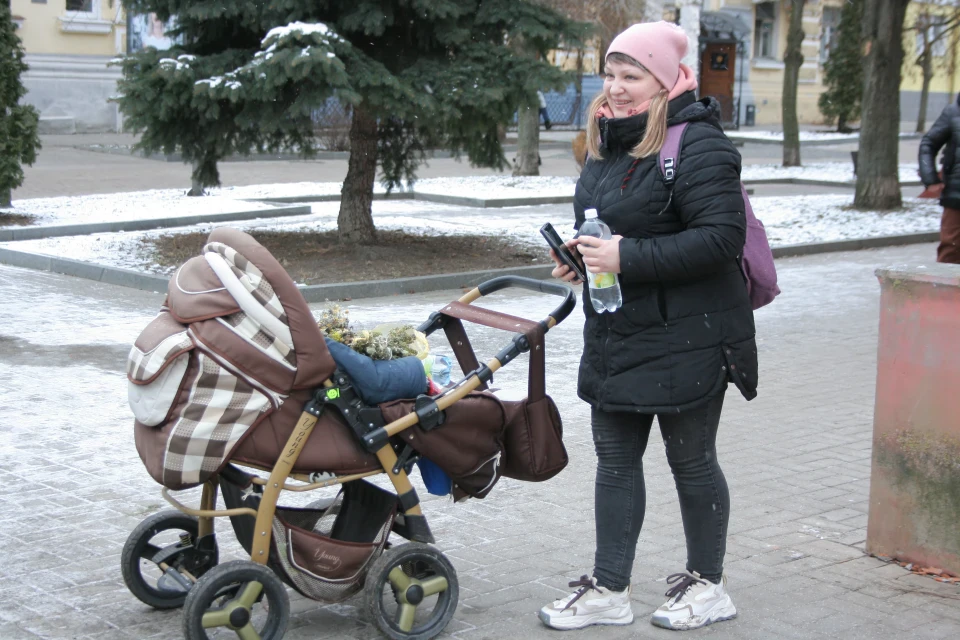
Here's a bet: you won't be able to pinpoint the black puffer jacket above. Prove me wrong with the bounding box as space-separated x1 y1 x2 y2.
573 92 757 413
919 94 960 210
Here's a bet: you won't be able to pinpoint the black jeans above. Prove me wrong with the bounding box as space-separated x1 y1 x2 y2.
592 391 729 591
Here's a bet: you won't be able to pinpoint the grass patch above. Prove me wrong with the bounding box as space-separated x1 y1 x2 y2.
143 229 547 284
0 212 38 226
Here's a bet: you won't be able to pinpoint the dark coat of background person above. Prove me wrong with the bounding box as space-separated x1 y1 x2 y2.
573 93 757 413
919 94 960 210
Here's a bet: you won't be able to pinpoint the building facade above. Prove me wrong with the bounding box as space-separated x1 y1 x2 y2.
10 1 960 133
12 0 126 133
696 0 960 127
554 0 960 129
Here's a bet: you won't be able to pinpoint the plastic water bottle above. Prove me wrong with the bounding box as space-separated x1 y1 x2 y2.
423 354 453 386
580 208 622 313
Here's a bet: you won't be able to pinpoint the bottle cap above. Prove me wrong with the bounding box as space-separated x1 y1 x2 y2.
584 208 598 219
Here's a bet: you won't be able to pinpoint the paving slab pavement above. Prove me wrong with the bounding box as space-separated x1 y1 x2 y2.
1 242 959 639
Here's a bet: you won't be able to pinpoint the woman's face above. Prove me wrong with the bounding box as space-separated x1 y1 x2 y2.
602 59 663 118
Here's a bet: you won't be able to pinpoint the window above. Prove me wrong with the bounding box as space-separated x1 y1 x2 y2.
916 15 949 58
820 6 841 62
66 0 94 12
59 0 110 33
754 3 777 59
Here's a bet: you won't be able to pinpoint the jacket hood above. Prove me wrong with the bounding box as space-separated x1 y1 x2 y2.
599 93 723 151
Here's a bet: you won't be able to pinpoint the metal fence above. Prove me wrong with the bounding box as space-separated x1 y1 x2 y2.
308 75 746 138
306 76 606 148
534 75 603 130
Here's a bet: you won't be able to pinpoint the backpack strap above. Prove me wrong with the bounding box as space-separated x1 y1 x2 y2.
658 122 690 187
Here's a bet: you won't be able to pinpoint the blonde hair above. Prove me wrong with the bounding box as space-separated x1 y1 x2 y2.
585 54 671 162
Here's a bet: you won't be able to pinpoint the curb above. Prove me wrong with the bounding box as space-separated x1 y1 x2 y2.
0 232 939 301
241 191 574 208
0 204 312 241
742 178 924 189
727 133 923 147
241 192 414 205
74 141 572 163
0 246 169 292
772 232 939 258
411 192 574 208
295 264 557 302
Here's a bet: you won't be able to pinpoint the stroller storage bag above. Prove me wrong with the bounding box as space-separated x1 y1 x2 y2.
432 301 568 483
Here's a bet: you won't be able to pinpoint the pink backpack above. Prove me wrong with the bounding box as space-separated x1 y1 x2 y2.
658 123 780 310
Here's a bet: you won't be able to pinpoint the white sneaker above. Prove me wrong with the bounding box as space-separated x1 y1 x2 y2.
539 575 634 630
650 571 737 630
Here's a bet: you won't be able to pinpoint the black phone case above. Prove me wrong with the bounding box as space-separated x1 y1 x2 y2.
540 223 586 282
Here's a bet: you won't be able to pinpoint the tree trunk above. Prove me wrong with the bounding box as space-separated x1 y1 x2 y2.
917 52 933 133
679 0 702 78
513 100 540 177
188 157 218 196
855 0 910 210
782 0 806 167
644 0 665 23
338 106 379 244
188 174 205 197
837 113 848 133
0 189 11 209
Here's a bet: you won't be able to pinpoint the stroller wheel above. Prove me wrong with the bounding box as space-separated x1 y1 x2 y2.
121 510 219 610
364 542 459 640
182 560 289 640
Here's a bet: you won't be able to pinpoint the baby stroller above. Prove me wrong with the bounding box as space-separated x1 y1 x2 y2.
121 227 573 639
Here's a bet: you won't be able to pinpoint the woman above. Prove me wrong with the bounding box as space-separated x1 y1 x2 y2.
918 93 960 264
539 21 757 632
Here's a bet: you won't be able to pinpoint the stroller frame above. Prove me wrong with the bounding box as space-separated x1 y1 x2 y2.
127 276 575 640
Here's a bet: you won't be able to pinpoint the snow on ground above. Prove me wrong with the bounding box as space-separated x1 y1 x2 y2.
742 163 920 184
754 195 939 246
412 176 577 199
3 189 283 228
730 130 916 142
4 195 942 278
4 169 925 230
215 175 579 201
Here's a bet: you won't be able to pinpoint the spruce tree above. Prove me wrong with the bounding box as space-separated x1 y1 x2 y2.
0 3 41 209
817 0 863 133
116 1 583 243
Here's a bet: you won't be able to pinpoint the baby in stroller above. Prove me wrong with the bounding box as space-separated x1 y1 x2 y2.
122 227 573 640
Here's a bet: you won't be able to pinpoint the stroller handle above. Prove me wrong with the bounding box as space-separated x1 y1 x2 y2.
468 276 576 328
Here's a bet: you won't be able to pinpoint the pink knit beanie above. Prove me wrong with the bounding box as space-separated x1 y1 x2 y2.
607 21 689 91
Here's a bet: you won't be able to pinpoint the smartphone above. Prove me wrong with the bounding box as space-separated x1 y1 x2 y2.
540 222 586 282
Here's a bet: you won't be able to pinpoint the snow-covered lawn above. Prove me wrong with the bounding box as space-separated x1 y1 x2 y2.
216 176 579 200
3 195 941 277
412 176 577 199
5 169 928 232
2 189 284 228
730 130 917 142
755 195 938 246
742 163 920 184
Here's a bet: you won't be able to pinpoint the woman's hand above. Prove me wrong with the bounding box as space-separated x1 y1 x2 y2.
577 235 623 274
549 238 583 284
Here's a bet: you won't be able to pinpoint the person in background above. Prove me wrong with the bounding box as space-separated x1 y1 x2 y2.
919 93 960 264
539 21 756 632
538 90 552 130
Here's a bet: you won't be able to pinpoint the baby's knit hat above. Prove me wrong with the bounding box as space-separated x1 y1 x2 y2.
607 21 689 91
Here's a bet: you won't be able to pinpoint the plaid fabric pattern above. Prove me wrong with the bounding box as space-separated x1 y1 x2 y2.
204 242 288 325
127 329 192 383
162 352 272 489
219 311 297 368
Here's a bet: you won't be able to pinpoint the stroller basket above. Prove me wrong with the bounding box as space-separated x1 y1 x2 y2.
221 473 395 602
